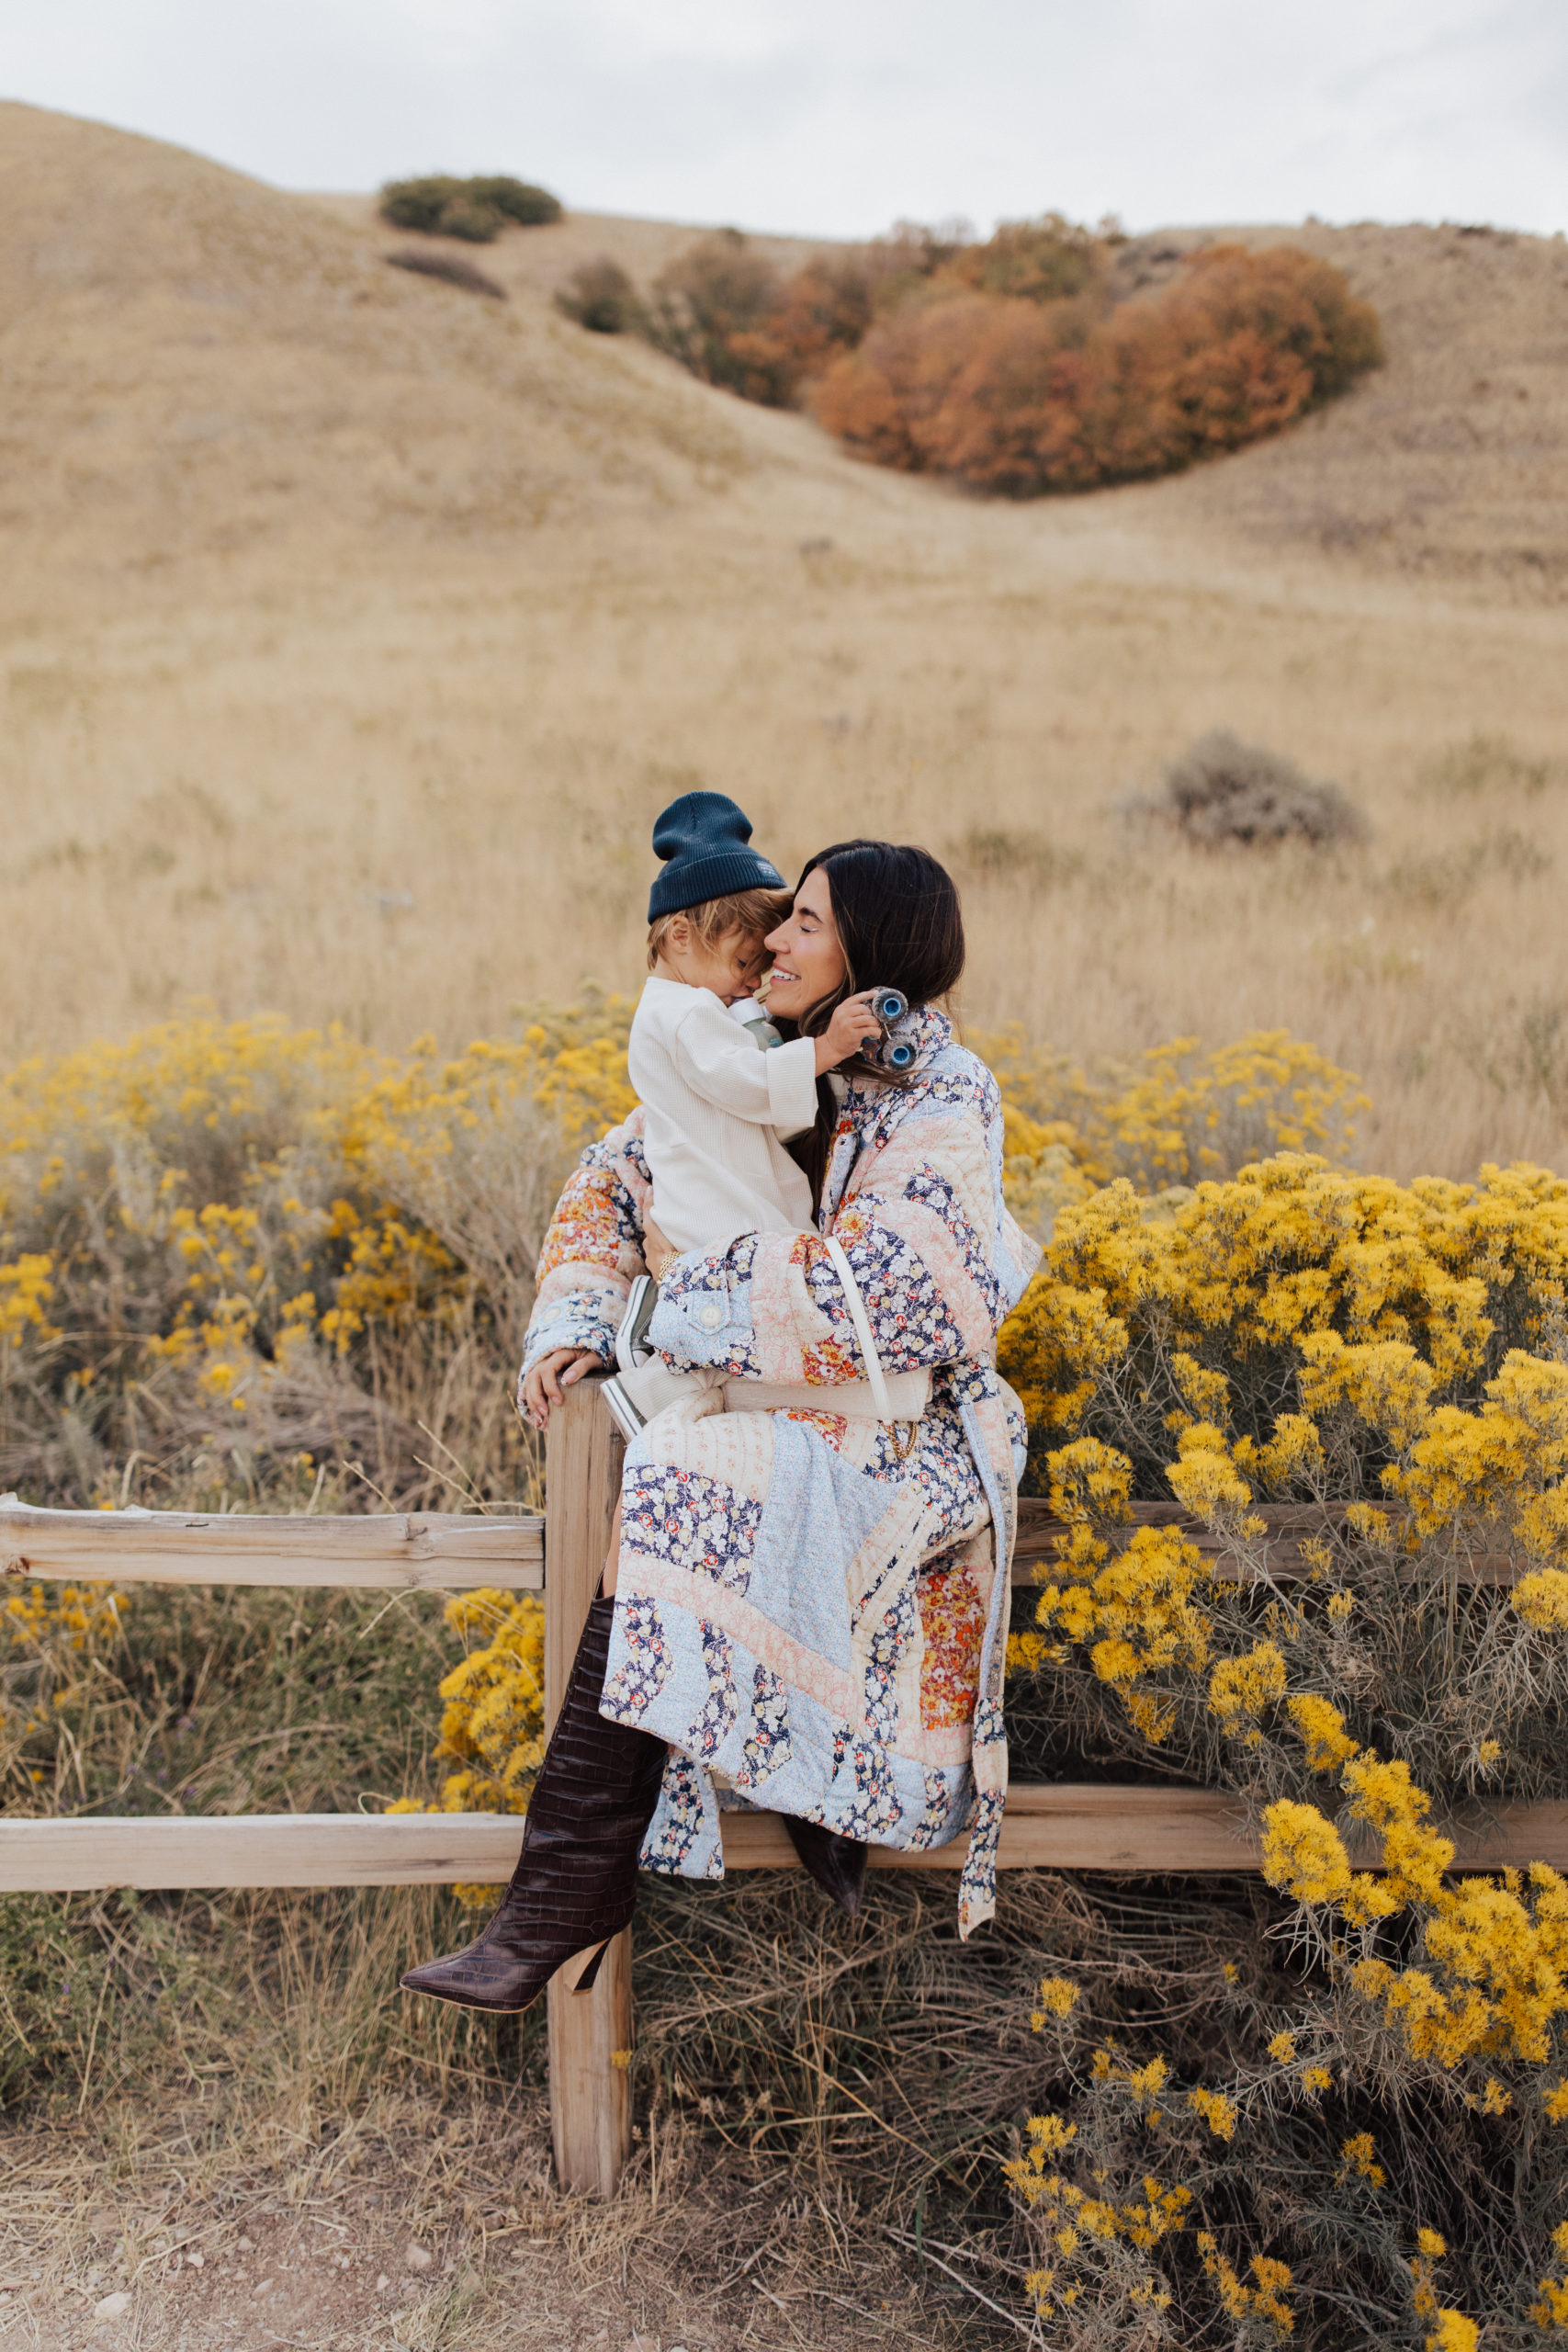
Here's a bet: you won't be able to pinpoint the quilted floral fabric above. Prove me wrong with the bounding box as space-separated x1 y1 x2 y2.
523 1004 1040 1936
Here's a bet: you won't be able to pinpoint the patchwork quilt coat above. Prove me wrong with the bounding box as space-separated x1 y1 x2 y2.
522 1008 1041 1935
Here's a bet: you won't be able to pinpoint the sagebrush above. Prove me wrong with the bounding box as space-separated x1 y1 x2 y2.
8 1012 1568 2342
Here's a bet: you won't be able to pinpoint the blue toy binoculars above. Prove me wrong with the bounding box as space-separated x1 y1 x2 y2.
863 987 915 1069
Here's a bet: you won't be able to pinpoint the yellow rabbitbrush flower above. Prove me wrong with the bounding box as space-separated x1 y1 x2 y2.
1516 1568 1568 1631
997 1150 1568 1471
1209 1639 1287 1737
1026 1153 1498 1417
1166 1419 1258 1522
1033 1517 1211 1743
0 1254 59 1350
1260 1800 1353 1905
1186 2086 1238 2141
430 1588 547 1812
0 1004 649 1502
1297 1329 1438 1451
1384 1351 1568 1561
1197 2234 1296 2338
1268 1762 1568 2066
976 1026 1366 1194
988 1123 1568 2342
1532 2222 1568 2333
389 1586 547 1906
4 1580 123 1654
1339 1756 1454 1917
1338 2132 1386 2188
1030 1974 1080 2029
1286 1693 1360 1773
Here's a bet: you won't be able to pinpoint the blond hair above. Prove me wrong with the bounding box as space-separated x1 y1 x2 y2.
647 886 792 974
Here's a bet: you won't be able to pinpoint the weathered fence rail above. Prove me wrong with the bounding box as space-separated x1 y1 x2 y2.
0 1499 543 1589
0 1381 1558 2195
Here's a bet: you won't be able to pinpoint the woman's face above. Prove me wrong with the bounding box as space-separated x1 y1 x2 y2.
763 865 848 1021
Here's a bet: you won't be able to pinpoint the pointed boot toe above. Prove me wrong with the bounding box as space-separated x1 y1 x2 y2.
400 1930 610 2016
786 1816 868 1917
399 1941 543 2015
398 1597 667 2017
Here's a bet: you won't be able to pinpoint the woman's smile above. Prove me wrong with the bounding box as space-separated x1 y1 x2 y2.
763 867 848 1017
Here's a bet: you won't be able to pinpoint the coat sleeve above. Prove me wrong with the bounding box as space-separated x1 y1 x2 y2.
671 1000 818 1140
521 1110 652 1379
647 1065 1035 1386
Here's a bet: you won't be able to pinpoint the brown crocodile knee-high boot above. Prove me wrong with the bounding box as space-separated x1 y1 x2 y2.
400 1597 666 2015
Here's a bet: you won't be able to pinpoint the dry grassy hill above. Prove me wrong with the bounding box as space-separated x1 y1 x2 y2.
3 101 1568 1181
310 189 1568 595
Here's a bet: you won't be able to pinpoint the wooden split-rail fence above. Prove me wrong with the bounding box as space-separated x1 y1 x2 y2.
2 1376 1564 2197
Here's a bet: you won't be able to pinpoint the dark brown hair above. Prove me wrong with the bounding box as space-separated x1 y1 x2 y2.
782 840 965 1207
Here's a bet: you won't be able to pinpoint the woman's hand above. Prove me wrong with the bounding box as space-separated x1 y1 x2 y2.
815 989 884 1076
520 1347 599 1430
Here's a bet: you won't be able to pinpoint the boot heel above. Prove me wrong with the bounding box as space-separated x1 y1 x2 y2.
562 1939 611 1994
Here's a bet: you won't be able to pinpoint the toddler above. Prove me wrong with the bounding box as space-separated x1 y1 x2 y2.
604 790 879 1433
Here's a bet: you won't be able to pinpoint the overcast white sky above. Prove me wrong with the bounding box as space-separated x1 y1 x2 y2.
3 0 1564 239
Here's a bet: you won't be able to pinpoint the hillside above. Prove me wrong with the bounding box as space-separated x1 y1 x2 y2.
4 103 1566 595
0 106 770 578
313 188 1568 596
2 102 1568 1186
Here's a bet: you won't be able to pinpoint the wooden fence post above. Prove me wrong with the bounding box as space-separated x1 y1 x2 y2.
543 1374 631 2198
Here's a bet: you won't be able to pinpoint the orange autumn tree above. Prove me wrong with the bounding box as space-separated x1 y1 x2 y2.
623 214 1382 494
812 242 1382 493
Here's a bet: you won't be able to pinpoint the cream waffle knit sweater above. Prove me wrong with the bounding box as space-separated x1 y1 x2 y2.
627 977 817 1253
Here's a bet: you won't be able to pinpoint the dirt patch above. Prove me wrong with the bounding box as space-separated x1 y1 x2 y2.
0 2086 1010 2351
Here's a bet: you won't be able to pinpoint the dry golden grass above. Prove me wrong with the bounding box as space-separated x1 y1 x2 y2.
0 1869 1098 2349
5 104 1568 1181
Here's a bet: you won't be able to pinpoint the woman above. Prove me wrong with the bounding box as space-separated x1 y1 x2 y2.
401 841 1041 2014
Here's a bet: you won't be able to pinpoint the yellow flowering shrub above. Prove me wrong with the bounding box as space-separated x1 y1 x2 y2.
420 1588 547 1815
1197 2235 1295 2339
0 1255 59 1351
1 1579 126 1795
0 1001 632 1509
1531 2222 1568 2333
997 1149 1568 1496
983 1026 1368 1207
1000 1136 1568 2342
389 1586 546 1907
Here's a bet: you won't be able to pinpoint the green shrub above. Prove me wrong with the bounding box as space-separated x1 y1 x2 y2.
554 258 642 335
462 175 562 228
378 175 562 243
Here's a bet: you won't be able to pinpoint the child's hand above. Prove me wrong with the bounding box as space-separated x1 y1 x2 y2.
814 990 884 1076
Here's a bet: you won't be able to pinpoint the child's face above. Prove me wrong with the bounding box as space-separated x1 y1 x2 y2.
663 922 769 1001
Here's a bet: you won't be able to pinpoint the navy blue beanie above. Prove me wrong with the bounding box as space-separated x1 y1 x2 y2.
648 791 785 922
